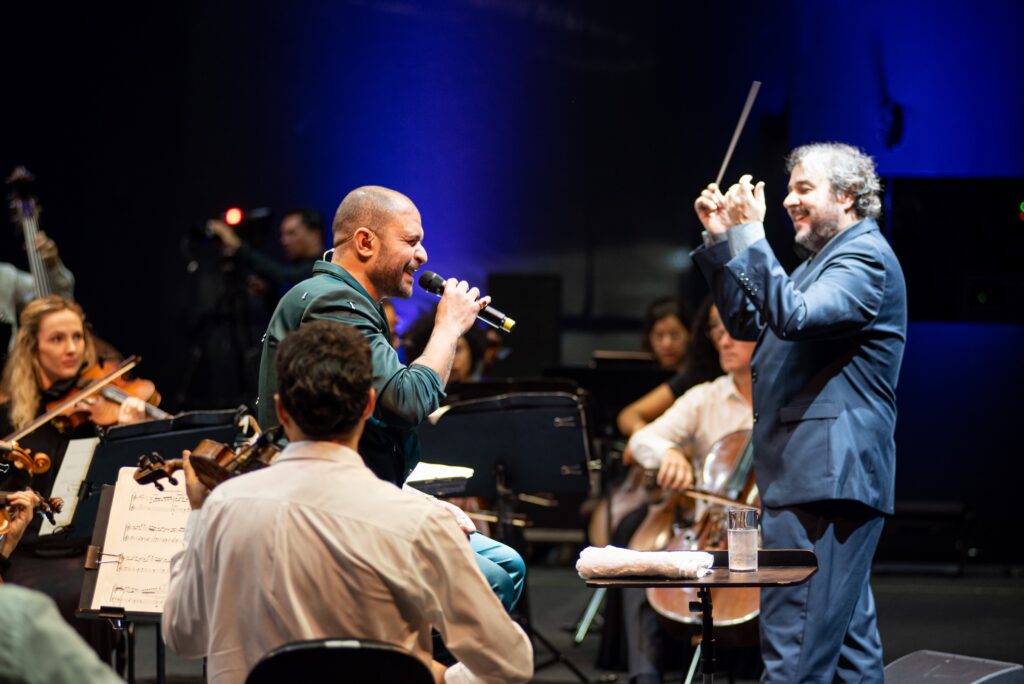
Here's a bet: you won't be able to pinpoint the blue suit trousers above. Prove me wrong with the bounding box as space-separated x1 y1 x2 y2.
760 501 885 683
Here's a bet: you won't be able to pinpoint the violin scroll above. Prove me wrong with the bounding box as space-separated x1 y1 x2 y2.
0 440 51 475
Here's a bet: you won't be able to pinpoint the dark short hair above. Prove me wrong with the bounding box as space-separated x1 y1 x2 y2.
641 296 692 353
276 320 372 439
283 208 324 233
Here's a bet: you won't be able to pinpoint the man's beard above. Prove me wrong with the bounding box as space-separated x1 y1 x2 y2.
794 213 841 255
368 249 414 298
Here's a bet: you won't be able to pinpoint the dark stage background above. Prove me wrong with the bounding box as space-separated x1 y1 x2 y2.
2 1 1023 560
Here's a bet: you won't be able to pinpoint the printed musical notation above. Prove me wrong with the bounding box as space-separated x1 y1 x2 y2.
128 492 191 514
91 467 191 613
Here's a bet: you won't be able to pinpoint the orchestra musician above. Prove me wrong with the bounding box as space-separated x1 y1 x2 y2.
0 295 150 660
620 305 755 684
256 186 525 613
617 298 722 438
0 489 42 581
0 231 74 353
164 320 534 684
692 143 906 682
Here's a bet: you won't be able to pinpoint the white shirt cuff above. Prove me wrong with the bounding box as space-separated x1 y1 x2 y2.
701 230 729 248
726 222 765 257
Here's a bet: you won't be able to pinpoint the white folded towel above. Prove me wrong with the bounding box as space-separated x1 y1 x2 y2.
576 545 715 579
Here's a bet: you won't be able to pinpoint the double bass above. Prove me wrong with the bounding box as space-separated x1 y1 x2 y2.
6 166 122 362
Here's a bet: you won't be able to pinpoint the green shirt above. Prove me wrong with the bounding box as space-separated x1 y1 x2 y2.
0 585 122 684
257 261 443 484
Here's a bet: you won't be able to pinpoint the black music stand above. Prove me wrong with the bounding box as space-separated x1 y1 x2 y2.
585 549 818 684
416 390 593 681
65 411 238 540
71 412 240 684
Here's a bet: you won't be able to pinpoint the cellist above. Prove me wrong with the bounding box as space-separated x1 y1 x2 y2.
621 304 755 684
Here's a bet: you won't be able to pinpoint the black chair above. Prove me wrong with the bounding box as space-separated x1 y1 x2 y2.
245 638 435 683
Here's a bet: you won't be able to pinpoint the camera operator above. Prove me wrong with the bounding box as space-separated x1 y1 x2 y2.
207 208 323 296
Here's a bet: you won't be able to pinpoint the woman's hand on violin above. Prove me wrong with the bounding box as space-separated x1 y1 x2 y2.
117 397 149 425
182 451 212 511
2 490 42 556
723 174 767 226
656 448 694 491
694 183 732 235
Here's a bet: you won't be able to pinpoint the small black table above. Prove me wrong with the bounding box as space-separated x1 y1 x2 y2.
584 549 818 683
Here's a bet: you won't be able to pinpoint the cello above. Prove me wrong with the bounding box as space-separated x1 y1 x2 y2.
627 430 761 646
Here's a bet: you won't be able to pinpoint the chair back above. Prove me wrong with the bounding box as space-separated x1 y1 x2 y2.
245 638 434 684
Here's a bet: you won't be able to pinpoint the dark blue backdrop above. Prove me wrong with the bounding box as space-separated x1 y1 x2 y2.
2 0 1022 557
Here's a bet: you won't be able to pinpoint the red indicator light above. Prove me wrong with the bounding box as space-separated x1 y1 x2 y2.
225 207 244 226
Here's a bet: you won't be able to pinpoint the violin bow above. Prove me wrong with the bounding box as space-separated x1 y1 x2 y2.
3 355 141 443
714 80 762 187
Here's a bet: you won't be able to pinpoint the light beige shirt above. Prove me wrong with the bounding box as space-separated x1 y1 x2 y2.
162 441 533 684
628 374 753 471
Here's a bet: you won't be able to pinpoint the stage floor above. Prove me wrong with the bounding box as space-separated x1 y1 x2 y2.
132 562 1024 683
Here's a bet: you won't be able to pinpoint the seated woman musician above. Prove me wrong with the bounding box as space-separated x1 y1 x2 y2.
0 295 151 659
617 297 722 438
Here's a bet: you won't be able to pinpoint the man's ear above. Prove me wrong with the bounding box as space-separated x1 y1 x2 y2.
837 189 857 214
274 393 291 430
361 387 376 422
352 227 376 259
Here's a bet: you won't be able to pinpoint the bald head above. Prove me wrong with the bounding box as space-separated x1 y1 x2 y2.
332 186 418 249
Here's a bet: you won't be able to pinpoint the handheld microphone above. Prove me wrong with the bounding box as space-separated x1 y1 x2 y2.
418 271 515 333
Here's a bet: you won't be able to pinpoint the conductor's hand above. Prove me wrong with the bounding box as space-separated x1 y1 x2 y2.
434 278 491 337
723 174 766 226
694 183 732 235
182 451 212 511
656 448 694 492
2 490 42 557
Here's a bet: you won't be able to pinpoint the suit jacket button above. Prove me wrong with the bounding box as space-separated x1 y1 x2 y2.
753 412 759 423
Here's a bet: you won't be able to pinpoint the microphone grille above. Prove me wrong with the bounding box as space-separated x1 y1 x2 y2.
418 270 445 295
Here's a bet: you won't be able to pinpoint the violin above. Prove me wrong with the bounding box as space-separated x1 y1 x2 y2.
0 489 64 534
0 439 52 476
46 358 172 431
134 423 282 492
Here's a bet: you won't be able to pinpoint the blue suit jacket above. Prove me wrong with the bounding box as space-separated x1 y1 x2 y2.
692 218 907 514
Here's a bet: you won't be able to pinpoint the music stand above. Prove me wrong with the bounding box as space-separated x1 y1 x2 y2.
64 411 238 540
416 390 593 681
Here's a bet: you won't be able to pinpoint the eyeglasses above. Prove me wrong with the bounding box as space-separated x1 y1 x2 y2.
706 324 727 344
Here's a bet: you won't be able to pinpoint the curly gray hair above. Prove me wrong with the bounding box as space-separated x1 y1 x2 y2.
785 143 882 219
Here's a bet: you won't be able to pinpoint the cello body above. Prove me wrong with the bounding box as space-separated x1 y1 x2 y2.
629 430 762 644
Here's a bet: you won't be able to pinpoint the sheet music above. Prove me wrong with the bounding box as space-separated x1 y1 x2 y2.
406 461 474 483
90 467 190 613
38 437 99 536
